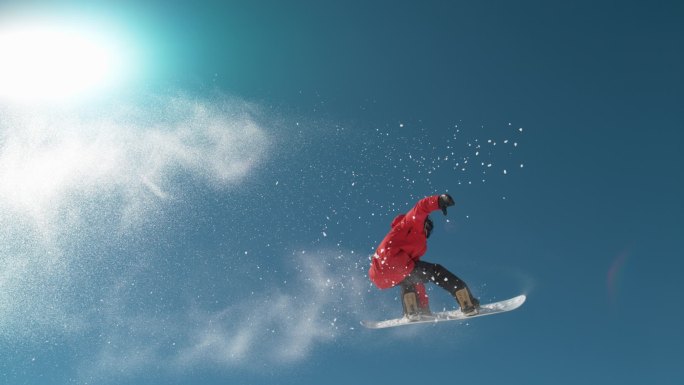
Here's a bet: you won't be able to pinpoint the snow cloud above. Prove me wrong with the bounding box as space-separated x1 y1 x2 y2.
78 250 368 381
0 93 270 341
175 250 367 367
0 94 269 232
0 95 372 381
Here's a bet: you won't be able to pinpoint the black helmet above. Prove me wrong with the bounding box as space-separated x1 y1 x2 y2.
424 216 434 238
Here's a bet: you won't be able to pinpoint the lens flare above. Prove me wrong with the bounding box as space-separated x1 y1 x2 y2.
607 250 629 305
0 17 131 103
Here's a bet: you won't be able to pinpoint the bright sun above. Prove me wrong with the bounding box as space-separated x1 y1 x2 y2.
0 19 128 103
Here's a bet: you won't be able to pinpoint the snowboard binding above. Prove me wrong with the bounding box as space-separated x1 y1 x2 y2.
402 291 432 321
455 287 480 316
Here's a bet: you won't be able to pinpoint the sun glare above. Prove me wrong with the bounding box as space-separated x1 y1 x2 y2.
0 18 130 103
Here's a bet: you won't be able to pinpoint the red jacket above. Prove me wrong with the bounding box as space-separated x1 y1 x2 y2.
369 195 441 289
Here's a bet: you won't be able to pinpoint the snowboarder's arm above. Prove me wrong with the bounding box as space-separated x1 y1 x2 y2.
404 195 441 225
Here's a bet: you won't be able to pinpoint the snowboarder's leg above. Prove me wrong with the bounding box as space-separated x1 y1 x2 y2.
413 260 480 316
400 280 431 320
414 282 429 310
455 287 480 316
399 285 420 320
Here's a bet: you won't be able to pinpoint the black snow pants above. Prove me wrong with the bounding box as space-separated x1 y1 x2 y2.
399 260 468 298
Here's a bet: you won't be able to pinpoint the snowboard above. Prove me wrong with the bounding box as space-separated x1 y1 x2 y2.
361 294 526 329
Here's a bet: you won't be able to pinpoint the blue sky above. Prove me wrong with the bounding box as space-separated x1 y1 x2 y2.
0 1 682 384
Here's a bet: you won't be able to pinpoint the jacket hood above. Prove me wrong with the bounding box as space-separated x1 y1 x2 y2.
391 214 405 228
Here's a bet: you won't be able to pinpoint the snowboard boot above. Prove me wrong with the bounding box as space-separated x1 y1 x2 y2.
455 287 480 316
402 292 431 321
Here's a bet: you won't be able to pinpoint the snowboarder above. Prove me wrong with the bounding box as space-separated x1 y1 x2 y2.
369 194 480 320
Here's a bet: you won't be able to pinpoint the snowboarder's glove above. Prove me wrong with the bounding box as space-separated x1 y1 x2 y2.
438 194 455 215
